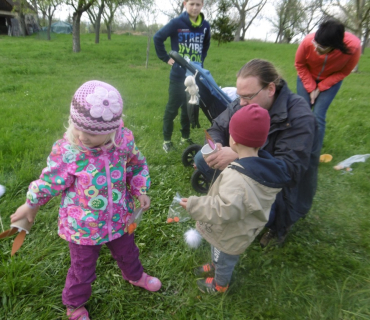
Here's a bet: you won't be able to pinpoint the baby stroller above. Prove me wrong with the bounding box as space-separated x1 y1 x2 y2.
169 51 233 193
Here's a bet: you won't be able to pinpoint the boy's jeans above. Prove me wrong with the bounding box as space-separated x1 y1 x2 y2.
296 76 342 149
62 233 143 308
163 80 190 141
211 245 240 287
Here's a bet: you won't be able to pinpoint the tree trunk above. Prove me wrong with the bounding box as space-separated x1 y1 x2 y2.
95 0 105 44
107 24 111 40
146 32 151 69
73 12 82 52
47 16 52 40
362 26 369 54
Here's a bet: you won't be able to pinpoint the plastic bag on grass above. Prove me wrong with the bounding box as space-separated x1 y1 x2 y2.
333 154 370 171
167 192 190 223
126 208 144 235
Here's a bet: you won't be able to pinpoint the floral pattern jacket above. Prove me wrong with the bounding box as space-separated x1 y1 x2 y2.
26 125 150 245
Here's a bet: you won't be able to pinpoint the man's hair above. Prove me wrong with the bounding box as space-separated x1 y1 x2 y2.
315 18 350 54
236 59 283 92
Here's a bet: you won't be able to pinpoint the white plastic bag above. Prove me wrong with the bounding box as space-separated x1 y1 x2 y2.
334 154 370 171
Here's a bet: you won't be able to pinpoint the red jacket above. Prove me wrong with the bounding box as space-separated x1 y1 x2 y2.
295 32 361 93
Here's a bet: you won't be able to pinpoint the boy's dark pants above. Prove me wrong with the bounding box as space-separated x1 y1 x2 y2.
163 80 190 141
62 233 143 308
212 245 240 287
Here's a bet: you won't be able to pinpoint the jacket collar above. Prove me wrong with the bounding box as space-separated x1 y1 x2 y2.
268 79 289 124
180 11 205 28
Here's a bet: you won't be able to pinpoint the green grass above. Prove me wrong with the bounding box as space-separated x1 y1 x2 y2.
0 33 370 320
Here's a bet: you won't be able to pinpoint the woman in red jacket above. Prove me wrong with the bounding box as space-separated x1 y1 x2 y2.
295 18 361 149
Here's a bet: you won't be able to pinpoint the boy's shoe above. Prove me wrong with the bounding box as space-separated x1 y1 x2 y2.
66 306 90 320
129 272 162 292
163 141 174 153
194 263 215 277
179 137 195 145
197 277 228 294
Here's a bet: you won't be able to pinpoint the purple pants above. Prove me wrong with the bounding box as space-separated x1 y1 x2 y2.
62 233 143 308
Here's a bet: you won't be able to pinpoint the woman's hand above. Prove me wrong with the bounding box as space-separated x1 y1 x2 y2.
138 194 150 211
10 203 39 224
310 87 320 104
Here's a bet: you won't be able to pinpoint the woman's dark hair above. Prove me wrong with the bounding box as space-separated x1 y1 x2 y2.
237 59 283 93
314 18 351 54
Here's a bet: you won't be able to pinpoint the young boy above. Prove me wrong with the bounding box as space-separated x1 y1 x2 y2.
153 0 211 153
180 104 290 293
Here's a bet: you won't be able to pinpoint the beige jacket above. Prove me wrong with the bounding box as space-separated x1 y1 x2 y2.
187 157 286 255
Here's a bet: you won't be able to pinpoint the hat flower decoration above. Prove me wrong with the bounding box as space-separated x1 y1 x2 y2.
86 86 122 121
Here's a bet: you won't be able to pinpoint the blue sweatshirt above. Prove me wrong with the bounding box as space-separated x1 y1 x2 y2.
153 11 211 82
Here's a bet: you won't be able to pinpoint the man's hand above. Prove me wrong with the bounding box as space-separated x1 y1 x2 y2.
10 203 39 224
310 87 320 105
205 144 238 171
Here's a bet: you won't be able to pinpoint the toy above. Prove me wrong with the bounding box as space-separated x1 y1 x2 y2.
184 75 200 105
0 185 33 256
184 228 202 249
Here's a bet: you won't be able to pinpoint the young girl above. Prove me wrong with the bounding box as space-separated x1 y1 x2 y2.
10 80 161 320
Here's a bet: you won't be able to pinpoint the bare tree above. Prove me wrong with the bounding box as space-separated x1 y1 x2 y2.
103 0 122 39
297 0 323 36
320 0 370 50
87 0 105 43
270 0 305 43
157 0 184 21
38 0 65 40
121 0 144 30
66 0 96 52
230 0 267 41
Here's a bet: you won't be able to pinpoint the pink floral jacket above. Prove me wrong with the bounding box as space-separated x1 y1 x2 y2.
26 126 150 245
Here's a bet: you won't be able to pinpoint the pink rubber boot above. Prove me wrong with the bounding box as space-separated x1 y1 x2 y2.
129 272 162 292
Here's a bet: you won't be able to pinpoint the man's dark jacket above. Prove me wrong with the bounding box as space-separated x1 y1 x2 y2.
208 80 320 238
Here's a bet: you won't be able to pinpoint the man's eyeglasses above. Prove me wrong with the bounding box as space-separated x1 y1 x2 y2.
237 84 268 101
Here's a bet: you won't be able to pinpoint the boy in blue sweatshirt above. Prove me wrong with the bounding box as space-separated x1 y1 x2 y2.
153 0 211 153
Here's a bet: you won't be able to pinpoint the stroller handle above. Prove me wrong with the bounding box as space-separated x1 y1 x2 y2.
169 51 197 75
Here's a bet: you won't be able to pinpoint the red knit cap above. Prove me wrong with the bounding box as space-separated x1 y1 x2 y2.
229 104 270 148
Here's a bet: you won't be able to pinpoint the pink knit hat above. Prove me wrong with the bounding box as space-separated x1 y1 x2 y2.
229 104 270 148
70 80 123 135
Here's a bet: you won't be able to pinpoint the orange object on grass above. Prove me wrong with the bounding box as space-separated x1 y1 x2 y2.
173 217 180 222
167 218 173 223
128 223 137 235
319 154 333 163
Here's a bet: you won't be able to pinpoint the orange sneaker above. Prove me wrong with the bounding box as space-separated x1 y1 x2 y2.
197 277 228 293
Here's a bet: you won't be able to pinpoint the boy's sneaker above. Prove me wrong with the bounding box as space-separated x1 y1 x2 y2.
163 141 174 153
197 277 228 294
179 137 195 145
194 263 215 277
129 272 162 292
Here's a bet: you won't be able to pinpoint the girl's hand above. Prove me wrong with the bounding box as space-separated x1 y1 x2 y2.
179 198 188 209
138 194 150 211
10 203 39 224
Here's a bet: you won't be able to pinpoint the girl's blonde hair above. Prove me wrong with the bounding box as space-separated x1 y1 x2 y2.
65 117 119 151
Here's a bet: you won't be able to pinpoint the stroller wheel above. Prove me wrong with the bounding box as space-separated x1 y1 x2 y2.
182 144 202 167
191 169 210 194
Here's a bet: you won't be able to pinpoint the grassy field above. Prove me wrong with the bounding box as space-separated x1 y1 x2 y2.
0 33 369 320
